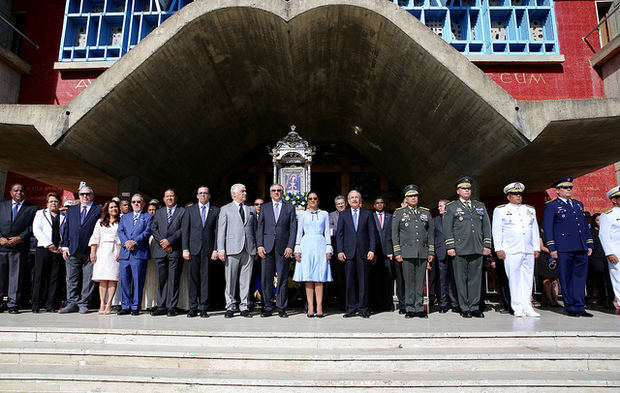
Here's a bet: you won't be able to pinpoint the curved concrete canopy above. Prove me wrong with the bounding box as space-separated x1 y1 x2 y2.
1 0 619 201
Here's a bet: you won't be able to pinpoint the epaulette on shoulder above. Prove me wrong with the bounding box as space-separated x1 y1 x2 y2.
524 204 535 209
495 204 506 208
474 200 485 205
446 200 455 206
395 207 405 211
545 198 556 204
419 206 430 211
603 208 613 214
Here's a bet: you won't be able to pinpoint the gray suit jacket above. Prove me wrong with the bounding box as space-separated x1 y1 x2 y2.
217 202 257 256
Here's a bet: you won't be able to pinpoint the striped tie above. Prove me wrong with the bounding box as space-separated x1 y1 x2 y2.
133 213 139 226
167 208 172 223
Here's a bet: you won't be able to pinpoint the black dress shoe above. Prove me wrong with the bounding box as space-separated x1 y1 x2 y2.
32 308 40 313
224 310 234 318
241 310 252 318
261 311 272 318
278 310 288 318
131 310 140 316
567 311 579 317
360 312 370 318
498 308 512 314
438 307 448 313
117 309 130 315
8 307 19 314
167 310 177 317
416 312 428 318
0 303 7 313
405 312 415 319
578 311 593 317
151 309 167 316
316 313 325 318
200 311 209 318
472 310 485 318
187 309 198 318
398 309 406 315
462 311 472 318
343 312 356 318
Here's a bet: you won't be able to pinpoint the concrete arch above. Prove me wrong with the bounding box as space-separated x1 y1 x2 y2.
0 0 618 199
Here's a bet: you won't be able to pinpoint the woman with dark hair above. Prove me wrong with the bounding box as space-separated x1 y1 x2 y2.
88 200 121 314
590 213 615 308
293 191 333 317
31 193 66 312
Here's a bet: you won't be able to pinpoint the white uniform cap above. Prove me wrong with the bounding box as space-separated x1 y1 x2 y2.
606 186 620 200
503 182 525 194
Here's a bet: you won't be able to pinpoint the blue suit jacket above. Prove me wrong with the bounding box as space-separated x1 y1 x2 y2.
256 201 297 254
60 204 102 255
336 208 377 259
118 211 152 260
542 198 593 253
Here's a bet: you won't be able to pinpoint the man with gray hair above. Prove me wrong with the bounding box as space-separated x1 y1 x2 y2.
218 184 258 318
329 195 347 309
59 183 102 313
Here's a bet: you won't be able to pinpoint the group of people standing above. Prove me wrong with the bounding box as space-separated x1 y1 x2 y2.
0 175 618 320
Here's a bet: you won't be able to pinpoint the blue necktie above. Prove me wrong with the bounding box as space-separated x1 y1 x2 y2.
353 209 358 231
274 203 280 222
167 208 172 223
80 206 87 224
201 205 207 227
11 202 18 222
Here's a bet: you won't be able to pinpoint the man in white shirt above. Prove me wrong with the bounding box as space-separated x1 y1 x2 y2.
492 182 541 317
599 186 620 306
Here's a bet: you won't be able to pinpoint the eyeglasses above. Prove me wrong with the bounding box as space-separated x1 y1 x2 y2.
270 189 283 193
508 193 523 196
308 197 318 200
131 201 142 204
559 186 573 190
79 193 92 196
254 203 263 206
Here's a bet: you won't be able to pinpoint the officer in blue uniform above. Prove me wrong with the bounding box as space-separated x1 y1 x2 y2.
542 177 593 317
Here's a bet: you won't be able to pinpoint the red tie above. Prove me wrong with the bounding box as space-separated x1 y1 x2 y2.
378 212 383 228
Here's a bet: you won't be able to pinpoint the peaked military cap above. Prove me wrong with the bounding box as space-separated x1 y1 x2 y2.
403 184 420 196
503 182 525 194
456 176 473 189
606 186 620 200
552 176 574 188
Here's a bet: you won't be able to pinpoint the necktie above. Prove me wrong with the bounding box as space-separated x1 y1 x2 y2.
466 201 472 211
378 212 383 228
201 205 207 227
569 199 574 208
167 208 172 223
274 203 280 222
353 209 358 231
133 213 139 226
11 202 18 222
239 204 245 223
80 206 87 224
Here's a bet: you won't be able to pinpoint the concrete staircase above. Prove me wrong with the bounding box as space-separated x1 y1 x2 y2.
0 327 618 392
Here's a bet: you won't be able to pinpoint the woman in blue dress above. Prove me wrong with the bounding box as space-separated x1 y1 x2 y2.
293 192 333 317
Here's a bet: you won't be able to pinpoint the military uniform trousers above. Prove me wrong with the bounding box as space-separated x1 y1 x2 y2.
557 251 588 312
453 254 483 312
402 257 427 313
504 253 535 314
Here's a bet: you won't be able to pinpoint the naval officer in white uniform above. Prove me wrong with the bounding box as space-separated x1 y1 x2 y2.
599 186 620 305
492 182 541 317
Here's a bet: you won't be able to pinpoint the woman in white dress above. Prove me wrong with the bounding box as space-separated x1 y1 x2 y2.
293 192 333 317
89 201 121 314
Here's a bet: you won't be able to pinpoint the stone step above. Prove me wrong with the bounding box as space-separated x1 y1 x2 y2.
0 341 618 373
0 365 618 392
1 327 619 349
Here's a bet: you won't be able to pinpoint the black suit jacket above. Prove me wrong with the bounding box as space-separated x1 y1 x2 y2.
256 201 297 254
336 208 377 259
433 214 447 260
0 200 37 252
61 203 102 255
181 204 219 256
373 211 393 257
151 206 185 258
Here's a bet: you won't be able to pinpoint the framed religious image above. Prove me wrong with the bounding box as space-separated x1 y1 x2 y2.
281 167 305 194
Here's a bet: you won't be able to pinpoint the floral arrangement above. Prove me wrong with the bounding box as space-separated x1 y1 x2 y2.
283 192 308 208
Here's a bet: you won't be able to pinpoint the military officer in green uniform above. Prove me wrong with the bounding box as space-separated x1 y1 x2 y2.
443 177 492 318
392 185 435 318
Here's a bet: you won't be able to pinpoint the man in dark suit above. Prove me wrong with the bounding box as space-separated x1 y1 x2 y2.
328 196 347 309
150 189 185 317
182 186 219 318
336 190 377 318
433 199 459 313
0 183 37 313
117 193 152 315
59 184 102 314
257 184 297 318
370 197 395 313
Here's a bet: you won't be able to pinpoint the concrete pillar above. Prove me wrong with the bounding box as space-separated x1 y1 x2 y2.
118 176 140 199
0 168 7 197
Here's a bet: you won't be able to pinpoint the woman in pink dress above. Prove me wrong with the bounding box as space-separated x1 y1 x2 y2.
89 201 121 314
